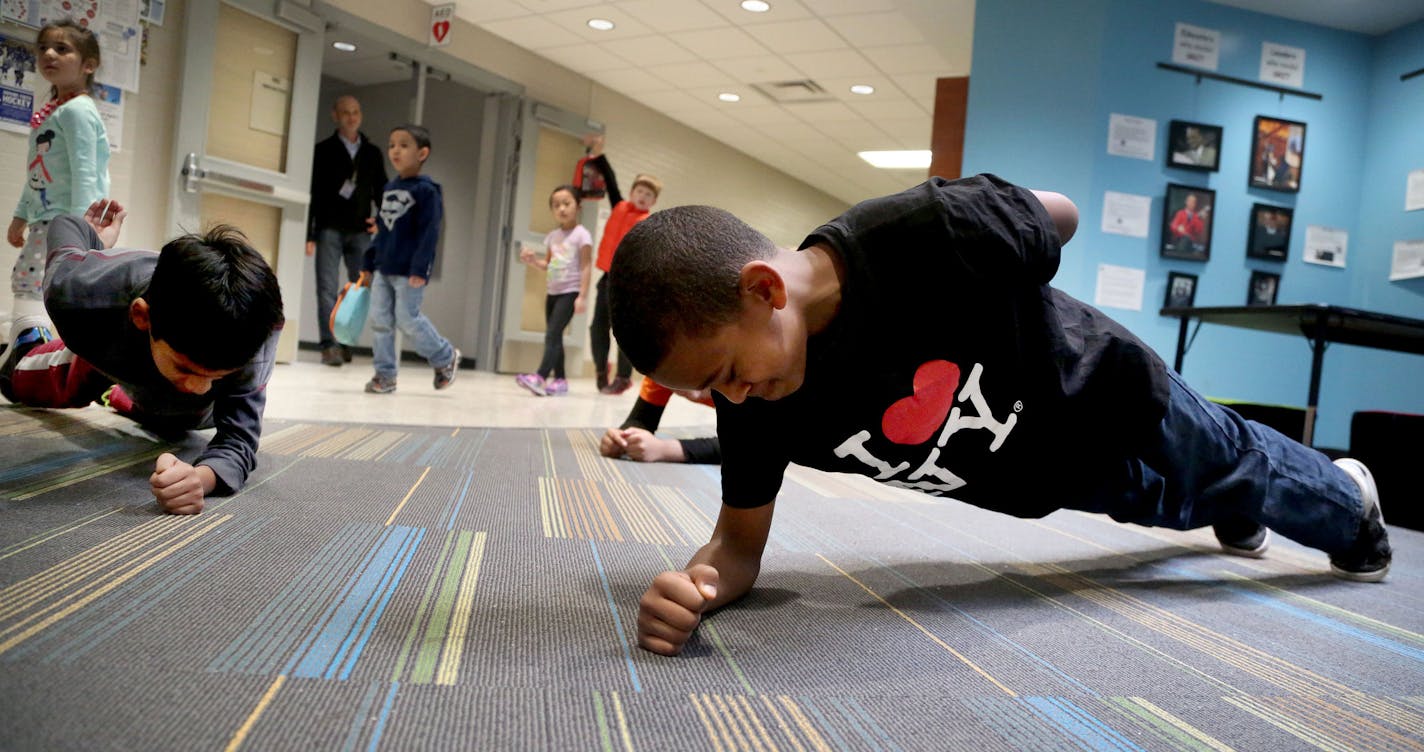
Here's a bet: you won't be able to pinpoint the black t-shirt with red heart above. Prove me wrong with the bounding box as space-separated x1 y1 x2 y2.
715 174 1170 517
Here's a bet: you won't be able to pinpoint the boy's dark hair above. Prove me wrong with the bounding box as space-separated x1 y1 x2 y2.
549 184 581 206
392 124 432 159
609 205 775 373
38 19 101 98
145 226 285 371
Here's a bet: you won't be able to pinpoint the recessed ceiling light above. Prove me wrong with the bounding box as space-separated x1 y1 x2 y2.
587 18 615 31
718 92 742 102
849 84 875 95
741 0 771 12
857 150 931 169
332 41 357 52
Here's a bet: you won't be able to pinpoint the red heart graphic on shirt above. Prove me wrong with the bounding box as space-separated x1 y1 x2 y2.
881 360 961 445
432 20 450 42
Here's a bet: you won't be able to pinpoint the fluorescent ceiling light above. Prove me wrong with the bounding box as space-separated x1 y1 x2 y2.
718 92 741 102
849 84 874 95
741 1 771 12
587 18 615 31
332 41 357 52
858 150 931 169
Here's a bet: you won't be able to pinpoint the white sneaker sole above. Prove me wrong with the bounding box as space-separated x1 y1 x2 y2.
1220 529 1271 558
1329 458 1389 583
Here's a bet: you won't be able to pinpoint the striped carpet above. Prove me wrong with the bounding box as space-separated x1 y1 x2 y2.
0 405 1421 751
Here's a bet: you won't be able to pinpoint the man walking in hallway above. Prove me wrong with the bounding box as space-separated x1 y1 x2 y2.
307 94 386 366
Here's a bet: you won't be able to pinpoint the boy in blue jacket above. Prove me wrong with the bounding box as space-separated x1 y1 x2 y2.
359 124 459 393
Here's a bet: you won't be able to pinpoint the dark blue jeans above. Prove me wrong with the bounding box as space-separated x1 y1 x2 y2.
1072 368 1364 555
315 228 372 348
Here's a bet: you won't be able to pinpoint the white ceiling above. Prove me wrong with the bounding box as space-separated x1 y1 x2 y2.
324 0 1424 206
455 0 974 204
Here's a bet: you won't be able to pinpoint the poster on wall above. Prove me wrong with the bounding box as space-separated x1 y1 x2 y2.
1160 183 1215 261
1094 263 1145 311
93 0 143 93
2 0 39 26
1303 225 1348 268
1260 42 1305 88
1107 113 1155 160
1166 119 1221 172
1247 270 1280 306
1172 22 1219 70
0 33 36 134
140 0 164 25
95 82 122 150
1390 240 1424 281
1246 203 1293 261
1407 168 1424 211
1101 191 1151 237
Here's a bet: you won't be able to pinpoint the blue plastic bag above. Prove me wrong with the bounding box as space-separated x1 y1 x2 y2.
330 281 370 345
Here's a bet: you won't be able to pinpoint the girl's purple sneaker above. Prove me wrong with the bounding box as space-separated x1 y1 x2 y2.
515 373 546 396
545 378 568 395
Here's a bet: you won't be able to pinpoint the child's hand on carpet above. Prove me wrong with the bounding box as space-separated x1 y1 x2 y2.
621 429 685 463
636 564 718 656
150 453 214 515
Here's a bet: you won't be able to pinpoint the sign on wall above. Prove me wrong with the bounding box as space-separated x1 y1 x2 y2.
429 3 454 47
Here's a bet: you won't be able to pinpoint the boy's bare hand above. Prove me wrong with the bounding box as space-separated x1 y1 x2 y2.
151 452 205 515
82 199 127 249
599 427 628 457
622 429 683 463
7 216 24 247
408 276 427 288
357 270 372 286
637 565 718 655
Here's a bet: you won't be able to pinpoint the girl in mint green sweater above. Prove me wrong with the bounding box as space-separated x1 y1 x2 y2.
6 19 109 337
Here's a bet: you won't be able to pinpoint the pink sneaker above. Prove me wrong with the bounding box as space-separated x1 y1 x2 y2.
545 378 568 395
515 373 546 396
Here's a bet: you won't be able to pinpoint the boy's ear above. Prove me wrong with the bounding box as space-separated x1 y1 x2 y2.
418 146 431 163
737 261 787 310
129 298 151 332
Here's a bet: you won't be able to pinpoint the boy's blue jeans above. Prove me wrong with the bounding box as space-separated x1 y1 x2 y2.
369 272 455 380
1072 368 1364 555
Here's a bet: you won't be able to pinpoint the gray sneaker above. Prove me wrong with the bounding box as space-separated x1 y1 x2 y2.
1213 517 1270 558
365 374 397 394
1329 458 1391 582
434 348 460 390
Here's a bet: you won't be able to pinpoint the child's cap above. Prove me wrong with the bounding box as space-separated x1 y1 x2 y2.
631 174 662 199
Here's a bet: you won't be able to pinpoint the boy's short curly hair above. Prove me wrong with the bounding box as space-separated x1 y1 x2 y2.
609 205 774 374
145 226 285 370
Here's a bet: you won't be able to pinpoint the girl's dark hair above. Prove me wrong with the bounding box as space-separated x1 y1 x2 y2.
549 184 581 206
391 124 432 156
145 226 285 370
37 19 101 98
609 205 775 373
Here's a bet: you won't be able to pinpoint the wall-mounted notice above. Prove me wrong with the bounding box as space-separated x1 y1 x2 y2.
1260 42 1305 88
1107 113 1156 161
1303 225 1348 268
1101 191 1151 237
1391 240 1424 281
1173 23 1219 70
1406 168 1424 211
1094 264 1145 311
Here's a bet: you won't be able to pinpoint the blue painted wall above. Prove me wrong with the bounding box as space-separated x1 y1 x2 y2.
964 0 1424 448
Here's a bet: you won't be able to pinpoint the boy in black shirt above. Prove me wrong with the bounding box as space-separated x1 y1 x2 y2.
609 175 1393 656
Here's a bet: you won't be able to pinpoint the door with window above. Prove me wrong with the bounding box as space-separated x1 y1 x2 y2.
166 0 325 362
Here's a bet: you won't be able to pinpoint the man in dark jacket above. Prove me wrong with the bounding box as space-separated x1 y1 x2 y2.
307 95 386 366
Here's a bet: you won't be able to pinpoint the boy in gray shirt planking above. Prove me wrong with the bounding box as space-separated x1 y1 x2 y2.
0 199 284 515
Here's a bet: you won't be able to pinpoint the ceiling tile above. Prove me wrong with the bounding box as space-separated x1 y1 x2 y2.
822 11 925 47
601 35 701 65
812 119 896 148
452 0 530 23
516 0 604 11
846 96 929 120
726 105 802 126
712 54 807 82
682 83 762 107
542 5 656 41
480 16 586 49
812 74 901 102
780 49 877 79
784 100 860 122
633 88 716 114
613 0 731 32
741 18 847 53
666 27 772 59
874 116 931 149
703 0 813 25
539 43 640 72
888 72 940 105
861 43 964 76
649 61 740 88
797 0 898 15
590 66 679 93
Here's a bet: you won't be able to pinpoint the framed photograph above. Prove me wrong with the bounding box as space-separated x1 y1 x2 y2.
1247 203 1294 261
1164 271 1198 309
1160 183 1216 261
1166 120 1222 172
1247 270 1280 306
1249 115 1306 193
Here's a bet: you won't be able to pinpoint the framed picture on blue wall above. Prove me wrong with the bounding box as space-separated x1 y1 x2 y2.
1160 183 1215 261
1247 203 1293 261
1164 271 1198 309
1166 120 1222 172
1247 270 1281 306
1249 115 1306 193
